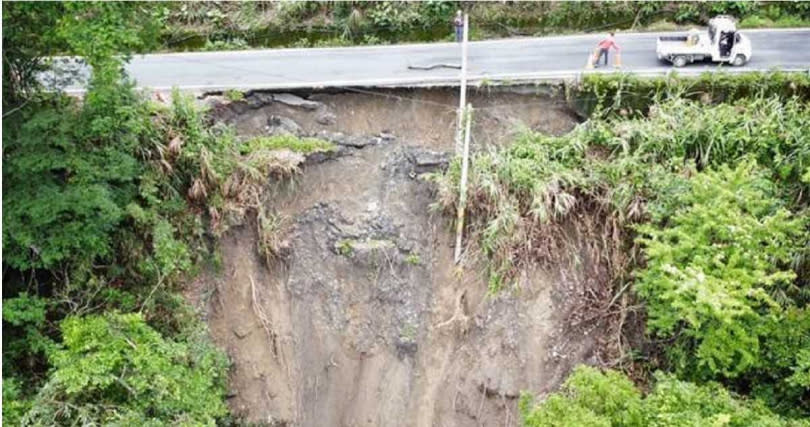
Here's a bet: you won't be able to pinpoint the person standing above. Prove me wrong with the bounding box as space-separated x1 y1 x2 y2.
596 32 620 67
453 10 464 42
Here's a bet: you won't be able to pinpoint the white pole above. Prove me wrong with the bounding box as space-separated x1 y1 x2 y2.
455 13 469 154
454 104 473 263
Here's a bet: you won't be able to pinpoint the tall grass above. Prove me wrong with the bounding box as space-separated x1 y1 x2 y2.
432 95 810 290
569 71 810 118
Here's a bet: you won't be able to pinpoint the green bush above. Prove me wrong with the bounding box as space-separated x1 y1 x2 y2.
2 83 146 271
433 94 810 291
520 366 805 427
203 37 249 51
434 93 810 415
24 312 228 425
739 15 771 27
224 88 245 101
591 95 810 199
520 366 643 426
2 293 56 376
636 160 804 377
750 308 810 415
3 378 32 426
240 134 335 155
568 72 810 118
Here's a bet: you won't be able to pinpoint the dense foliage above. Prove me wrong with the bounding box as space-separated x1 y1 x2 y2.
2 2 159 109
520 366 807 426
637 161 804 378
3 2 281 424
34 1 809 52
5 3 810 425
435 87 810 288
568 71 810 117
3 4 342 421
434 73 810 420
24 313 228 426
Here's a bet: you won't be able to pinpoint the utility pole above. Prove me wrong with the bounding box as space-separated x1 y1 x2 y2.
454 13 469 154
453 13 473 263
454 105 472 263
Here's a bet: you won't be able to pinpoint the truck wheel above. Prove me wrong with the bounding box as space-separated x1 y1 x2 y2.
732 54 746 66
672 56 688 67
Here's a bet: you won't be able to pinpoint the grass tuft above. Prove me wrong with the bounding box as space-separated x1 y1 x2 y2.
240 135 336 155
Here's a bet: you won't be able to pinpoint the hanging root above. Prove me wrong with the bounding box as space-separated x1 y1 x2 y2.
434 290 469 334
249 274 278 357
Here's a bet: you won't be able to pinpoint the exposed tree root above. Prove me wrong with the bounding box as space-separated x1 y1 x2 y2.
434 290 469 334
249 274 278 357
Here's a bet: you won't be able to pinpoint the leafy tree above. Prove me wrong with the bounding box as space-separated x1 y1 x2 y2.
2 2 159 110
637 160 804 377
2 4 230 423
2 293 56 376
24 312 228 426
3 377 33 426
1 2 65 109
2 1 166 272
2 81 147 272
642 372 799 427
57 2 160 69
747 308 810 416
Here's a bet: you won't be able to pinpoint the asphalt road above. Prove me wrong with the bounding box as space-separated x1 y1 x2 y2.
56 28 810 93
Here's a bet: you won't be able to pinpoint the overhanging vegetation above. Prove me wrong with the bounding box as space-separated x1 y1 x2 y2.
434 72 810 421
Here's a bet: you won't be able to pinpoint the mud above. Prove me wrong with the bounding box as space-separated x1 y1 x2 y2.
188 87 609 426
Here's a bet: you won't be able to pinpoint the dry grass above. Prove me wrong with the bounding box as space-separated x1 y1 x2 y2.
256 208 288 265
210 149 303 237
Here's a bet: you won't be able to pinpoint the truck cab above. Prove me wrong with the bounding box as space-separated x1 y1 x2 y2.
656 16 752 67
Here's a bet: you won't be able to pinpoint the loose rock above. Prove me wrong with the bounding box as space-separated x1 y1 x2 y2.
273 93 322 111
315 111 337 125
233 324 253 339
407 149 451 172
265 115 301 136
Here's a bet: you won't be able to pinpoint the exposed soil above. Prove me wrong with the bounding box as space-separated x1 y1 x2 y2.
187 87 611 426
210 86 578 150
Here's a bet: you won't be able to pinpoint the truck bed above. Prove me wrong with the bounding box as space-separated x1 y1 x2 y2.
657 36 710 56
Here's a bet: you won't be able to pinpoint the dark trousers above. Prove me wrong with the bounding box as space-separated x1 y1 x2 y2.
597 48 609 65
455 26 463 42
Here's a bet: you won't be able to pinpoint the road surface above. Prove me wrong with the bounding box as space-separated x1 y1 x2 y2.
54 28 810 93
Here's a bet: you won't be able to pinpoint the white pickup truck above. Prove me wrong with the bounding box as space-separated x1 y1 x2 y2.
656 16 752 67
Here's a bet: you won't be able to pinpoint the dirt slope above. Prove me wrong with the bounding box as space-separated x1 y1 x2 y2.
189 88 608 426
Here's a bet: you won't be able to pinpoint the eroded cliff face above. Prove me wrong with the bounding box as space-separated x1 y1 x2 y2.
188 87 610 426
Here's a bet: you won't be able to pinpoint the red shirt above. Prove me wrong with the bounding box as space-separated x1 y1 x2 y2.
598 37 620 51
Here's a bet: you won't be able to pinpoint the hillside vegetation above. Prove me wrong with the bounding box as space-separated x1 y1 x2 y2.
3 2 809 425
434 75 810 423
157 1 810 50
3 4 322 424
